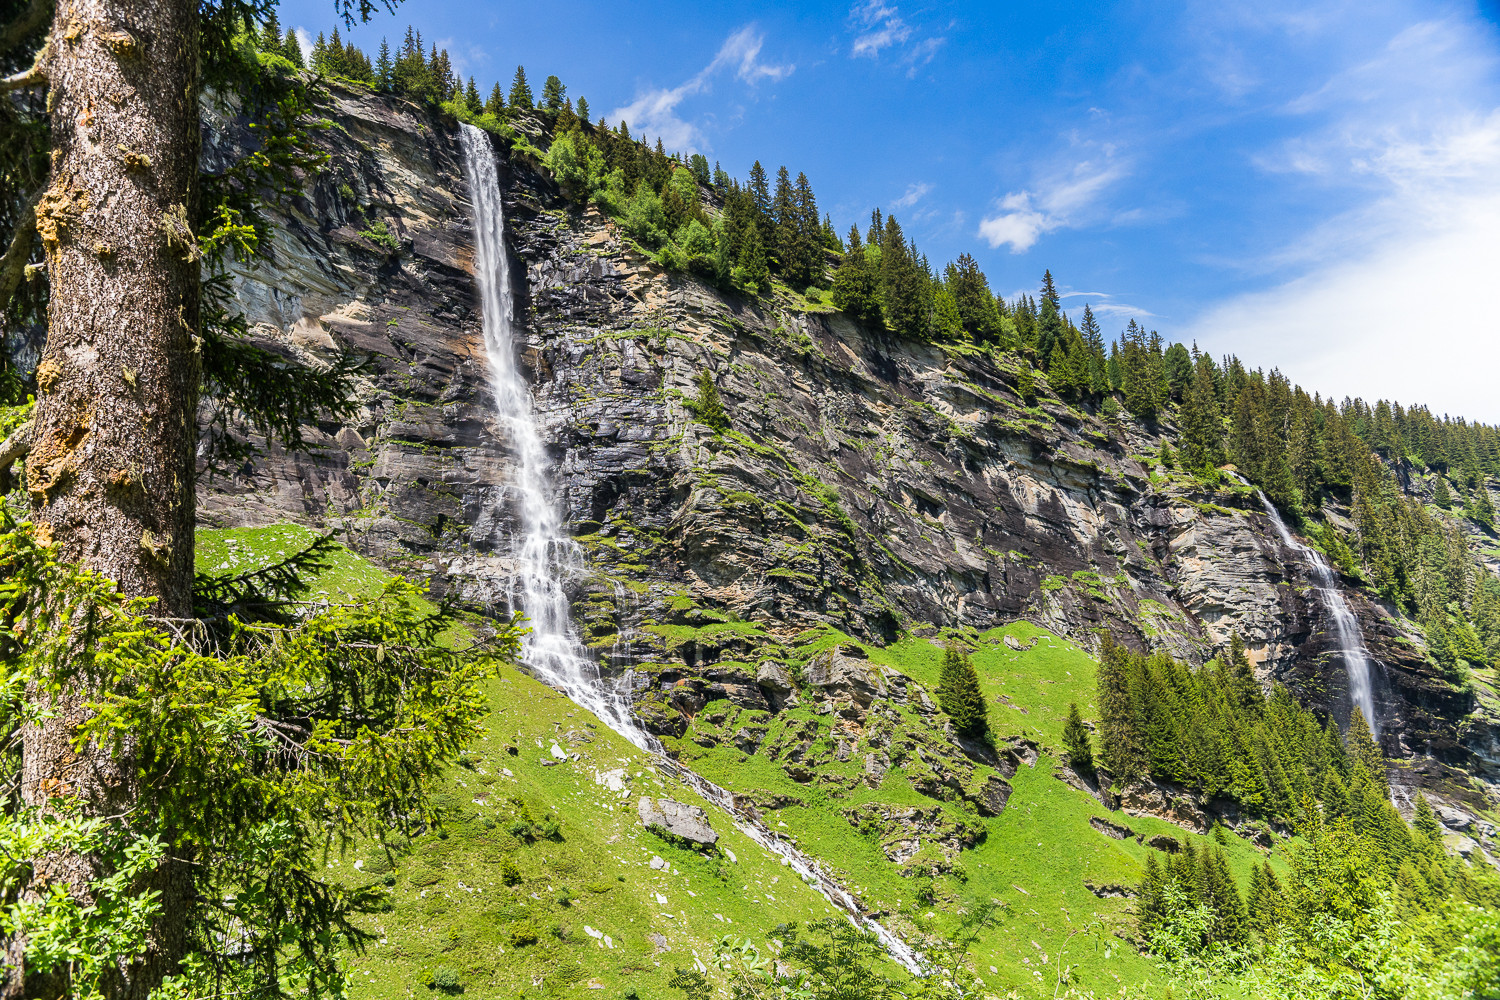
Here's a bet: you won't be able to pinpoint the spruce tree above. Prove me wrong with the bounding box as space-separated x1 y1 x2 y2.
509 65 534 109
487 83 505 117
1097 639 1147 783
1346 707 1386 789
1063 702 1094 774
879 216 929 340
1412 793 1443 846
1227 634 1262 716
736 221 770 294
936 646 989 740
283 28 306 68
832 228 881 328
576 97 590 122
542 74 566 111
375 38 393 90
1433 475 1452 509
1180 359 1225 471
465 77 482 115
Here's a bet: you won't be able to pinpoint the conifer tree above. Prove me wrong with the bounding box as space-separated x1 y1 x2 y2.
1063 702 1094 774
509 65 534 109
736 220 770 293
937 646 989 740
1346 707 1386 788
1180 358 1225 472
375 38 393 90
879 216 929 340
1097 639 1147 783
747 160 772 243
465 77 482 115
576 97 590 122
833 228 881 328
1433 474 1452 509
487 83 505 117
1227 634 1262 716
1412 793 1443 846
541 74 566 112
283 28 306 67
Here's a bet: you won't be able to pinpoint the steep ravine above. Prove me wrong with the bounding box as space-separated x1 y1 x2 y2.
200 84 1494 815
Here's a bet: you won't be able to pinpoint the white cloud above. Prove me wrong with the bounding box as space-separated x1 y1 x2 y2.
891 182 931 209
1185 16 1500 421
1060 291 1155 321
848 1 945 71
850 2 911 57
294 27 313 64
977 158 1130 253
608 25 792 154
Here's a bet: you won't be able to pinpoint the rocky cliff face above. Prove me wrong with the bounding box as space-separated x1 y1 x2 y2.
200 84 1494 811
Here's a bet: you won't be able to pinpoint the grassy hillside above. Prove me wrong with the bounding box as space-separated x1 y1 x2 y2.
196 525 1281 998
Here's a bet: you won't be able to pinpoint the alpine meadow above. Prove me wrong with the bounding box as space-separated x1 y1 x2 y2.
1 2 1499 999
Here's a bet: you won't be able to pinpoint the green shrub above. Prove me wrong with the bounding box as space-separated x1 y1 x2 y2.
685 371 729 433
499 857 522 885
425 965 461 993
359 219 400 253
509 920 541 946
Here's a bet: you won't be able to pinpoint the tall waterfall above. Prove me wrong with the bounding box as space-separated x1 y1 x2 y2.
457 124 923 974
1254 491 1381 739
459 124 645 747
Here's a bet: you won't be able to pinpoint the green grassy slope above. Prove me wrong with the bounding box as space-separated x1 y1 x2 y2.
196 525 1280 998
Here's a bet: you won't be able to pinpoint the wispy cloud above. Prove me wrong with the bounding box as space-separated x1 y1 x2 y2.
1186 15 1500 420
977 156 1130 253
1060 291 1156 321
848 2 946 74
891 182 931 209
609 25 793 153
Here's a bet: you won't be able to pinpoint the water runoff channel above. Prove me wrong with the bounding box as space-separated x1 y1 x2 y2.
457 124 925 975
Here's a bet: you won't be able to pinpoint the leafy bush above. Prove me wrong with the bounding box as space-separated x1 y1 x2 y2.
499 857 522 885
685 371 730 433
425 965 462 993
623 181 668 247
508 919 540 946
359 218 400 253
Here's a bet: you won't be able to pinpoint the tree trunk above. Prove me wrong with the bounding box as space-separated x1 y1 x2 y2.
19 0 200 995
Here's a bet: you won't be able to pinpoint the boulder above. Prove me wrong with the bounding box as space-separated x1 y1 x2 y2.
755 661 800 711
638 796 718 848
973 774 1013 817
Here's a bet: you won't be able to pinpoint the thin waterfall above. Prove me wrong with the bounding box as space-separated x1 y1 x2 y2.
457 124 923 975
459 124 645 746
1252 490 1381 740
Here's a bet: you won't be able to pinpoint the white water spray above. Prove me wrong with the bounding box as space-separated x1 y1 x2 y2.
458 124 923 974
1252 490 1381 740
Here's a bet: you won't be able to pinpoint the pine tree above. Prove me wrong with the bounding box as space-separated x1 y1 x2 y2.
465 76 482 115
260 9 282 53
486 82 505 116
542 74 566 111
282 28 305 68
1063 702 1094 774
936 646 989 740
576 96 590 122
374 38 393 90
879 216 929 339
735 220 770 293
1227 634 1262 716
832 228 881 328
1433 474 1452 509
686 371 730 432
1346 707 1386 789
1097 638 1147 783
1411 793 1443 846
771 166 797 276
1180 358 1225 472
509 65 534 109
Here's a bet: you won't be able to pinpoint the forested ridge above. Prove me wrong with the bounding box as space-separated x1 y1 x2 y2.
0 5 1498 1000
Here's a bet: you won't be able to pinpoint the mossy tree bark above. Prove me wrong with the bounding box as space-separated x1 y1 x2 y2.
17 0 200 995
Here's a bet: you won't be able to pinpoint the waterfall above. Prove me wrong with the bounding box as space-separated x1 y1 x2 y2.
457 124 923 975
1252 491 1381 740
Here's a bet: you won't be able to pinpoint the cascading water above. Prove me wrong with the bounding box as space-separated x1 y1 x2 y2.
458 124 923 975
1252 489 1381 740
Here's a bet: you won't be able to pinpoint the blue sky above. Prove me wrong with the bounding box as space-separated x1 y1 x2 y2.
279 0 1500 422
